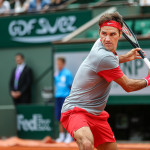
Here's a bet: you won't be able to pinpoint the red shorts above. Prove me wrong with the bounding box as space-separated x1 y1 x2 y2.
60 107 116 148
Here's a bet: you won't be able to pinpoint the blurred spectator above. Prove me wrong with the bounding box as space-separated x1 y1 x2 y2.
0 0 10 14
140 0 150 6
28 0 50 12
54 57 73 143
49 0 68 8
14 0 29 13
9 53 32 105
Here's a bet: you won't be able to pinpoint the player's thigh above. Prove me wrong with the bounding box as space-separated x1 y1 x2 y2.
73 126 94 145
96 142 118 150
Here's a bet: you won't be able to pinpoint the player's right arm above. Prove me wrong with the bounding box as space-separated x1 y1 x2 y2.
114 70 150 92
97 53 150 92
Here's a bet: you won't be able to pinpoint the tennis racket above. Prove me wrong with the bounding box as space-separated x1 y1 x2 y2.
122 20 150 69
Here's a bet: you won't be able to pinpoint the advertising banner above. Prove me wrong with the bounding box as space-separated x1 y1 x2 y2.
0 10 91 47
16 105 55 139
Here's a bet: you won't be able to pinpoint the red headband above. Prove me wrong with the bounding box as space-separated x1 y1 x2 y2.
100 20 121 30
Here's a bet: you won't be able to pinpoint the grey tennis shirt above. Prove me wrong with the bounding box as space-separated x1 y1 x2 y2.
61 38 122 115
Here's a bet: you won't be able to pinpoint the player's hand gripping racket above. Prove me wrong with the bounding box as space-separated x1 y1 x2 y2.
122 20 150 69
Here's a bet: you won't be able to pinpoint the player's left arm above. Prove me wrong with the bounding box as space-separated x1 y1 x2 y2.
119 48 145 64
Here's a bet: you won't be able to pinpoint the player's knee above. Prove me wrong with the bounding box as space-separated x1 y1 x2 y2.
74 132 93 145
73 127 94 149
82 139 94 149
74 133 94 149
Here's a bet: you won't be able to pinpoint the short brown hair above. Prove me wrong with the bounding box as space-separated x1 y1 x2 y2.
16 53 24 59
99 12 123 28
57 57 66 64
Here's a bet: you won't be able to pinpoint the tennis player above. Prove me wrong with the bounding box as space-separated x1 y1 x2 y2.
60 12 150 150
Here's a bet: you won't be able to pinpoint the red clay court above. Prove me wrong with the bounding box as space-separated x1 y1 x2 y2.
0 137 150 150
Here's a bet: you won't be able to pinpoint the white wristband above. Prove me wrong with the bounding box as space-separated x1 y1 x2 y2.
144 78 149 86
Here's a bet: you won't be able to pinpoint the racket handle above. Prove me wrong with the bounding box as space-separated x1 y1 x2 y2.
143 58 150 69
138 50 145 59
137 50 150 69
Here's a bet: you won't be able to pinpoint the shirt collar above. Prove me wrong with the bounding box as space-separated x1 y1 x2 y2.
17 62 26 70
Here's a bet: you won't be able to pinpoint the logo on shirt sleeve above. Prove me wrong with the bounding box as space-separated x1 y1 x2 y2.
61 76 66 82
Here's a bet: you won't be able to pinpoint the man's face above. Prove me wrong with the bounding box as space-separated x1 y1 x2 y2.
15 56 24 65
57 60 65 71
99 26 122 53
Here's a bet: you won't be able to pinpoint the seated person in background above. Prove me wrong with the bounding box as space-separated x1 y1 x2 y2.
0 0 10 14
14 0 29 13
28 0 50 12
49 0 68 8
